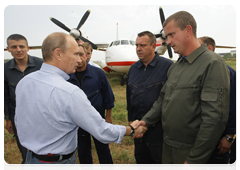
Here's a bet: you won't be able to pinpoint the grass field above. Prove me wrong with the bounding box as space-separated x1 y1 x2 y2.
4 60 236 164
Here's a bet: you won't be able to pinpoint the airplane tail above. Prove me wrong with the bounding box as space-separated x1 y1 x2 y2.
116 23 119 40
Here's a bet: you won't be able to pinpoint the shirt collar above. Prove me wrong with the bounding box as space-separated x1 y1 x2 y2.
41 63 70 80
68 63 93 81
8 55 37 69
178 44 208 64
137 52 159 68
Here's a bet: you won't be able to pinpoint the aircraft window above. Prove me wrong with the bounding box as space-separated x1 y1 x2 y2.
109 42 113 47
130 40 135 45
121 40 129 45
113 41 120 46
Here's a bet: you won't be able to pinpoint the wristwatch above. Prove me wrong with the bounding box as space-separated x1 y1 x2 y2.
224 135 234 143
129 125 135 136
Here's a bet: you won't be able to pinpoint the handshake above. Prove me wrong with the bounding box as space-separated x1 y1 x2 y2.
129 120 147 138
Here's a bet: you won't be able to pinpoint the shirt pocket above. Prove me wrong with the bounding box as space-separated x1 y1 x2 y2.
87 90 99 99
146 81 164 105
200 89 225 121
128 82 140 103
175 84 201 106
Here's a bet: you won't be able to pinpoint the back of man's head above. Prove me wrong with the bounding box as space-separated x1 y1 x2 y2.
163 11 197 37
42 32 69 62
7 34 28 46
83 42 93 52
137 31 156 45
198 36 216 52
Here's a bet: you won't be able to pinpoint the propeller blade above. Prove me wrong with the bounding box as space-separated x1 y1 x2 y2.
77 10 91 30
159 7 172 59
79 36 98 50
167 45 173 59
50 17 71 32
159 7 165 26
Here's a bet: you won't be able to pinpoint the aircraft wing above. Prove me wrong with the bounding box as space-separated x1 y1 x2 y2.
4 43 110 51
4 46 42 51
216 45 236 49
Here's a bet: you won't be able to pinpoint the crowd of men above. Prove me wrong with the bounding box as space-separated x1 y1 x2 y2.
4 10 235 164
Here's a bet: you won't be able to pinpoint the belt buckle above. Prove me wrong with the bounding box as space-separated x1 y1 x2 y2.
58 155 63 162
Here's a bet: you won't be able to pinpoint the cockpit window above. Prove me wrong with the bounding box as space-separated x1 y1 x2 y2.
113 40 120 46
130 40 135 46
109 42 113 47
121 40 129 45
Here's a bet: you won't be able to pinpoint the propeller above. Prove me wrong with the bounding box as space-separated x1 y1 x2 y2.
155 7 173 59
50 10 98 50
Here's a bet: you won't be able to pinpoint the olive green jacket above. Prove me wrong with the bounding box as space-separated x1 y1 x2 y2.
142 44 230 164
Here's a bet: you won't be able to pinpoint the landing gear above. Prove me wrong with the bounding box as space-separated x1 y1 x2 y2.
121 74 127 86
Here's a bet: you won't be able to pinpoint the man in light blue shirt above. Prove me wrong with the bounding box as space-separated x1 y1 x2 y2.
15 32 147 164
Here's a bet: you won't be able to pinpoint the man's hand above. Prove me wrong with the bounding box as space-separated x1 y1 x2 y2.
182 161 195 170
133 120 147 129
130 120 139 127
105 116 112 124
133 125 148 138
6 120 14 134
132 120 147 138
218 136 233 154
105 109 112 124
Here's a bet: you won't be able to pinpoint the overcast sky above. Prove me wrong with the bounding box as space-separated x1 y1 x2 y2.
2 3 237 61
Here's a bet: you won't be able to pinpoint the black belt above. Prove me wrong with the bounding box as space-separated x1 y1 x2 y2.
32 150 75 162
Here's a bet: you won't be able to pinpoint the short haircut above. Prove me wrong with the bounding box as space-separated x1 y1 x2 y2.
7 34 28 46
42 32 69 62
83 42 93 52
78 43 87 54
137 31 156 45
163 11 197 37
198 36 216 52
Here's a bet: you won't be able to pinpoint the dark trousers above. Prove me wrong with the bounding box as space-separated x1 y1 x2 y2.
207 147 230 164
11 115 27 164
77 128 113 164
134 122 162 164
230 139 236 164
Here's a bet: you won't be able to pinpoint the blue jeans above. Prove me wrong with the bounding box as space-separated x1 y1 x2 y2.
25 151 78 170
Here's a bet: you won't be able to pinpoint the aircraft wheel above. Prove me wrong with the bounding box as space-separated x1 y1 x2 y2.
121 76 124 86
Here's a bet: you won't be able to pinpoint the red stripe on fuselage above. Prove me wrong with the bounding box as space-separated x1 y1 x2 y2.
106 61 136 66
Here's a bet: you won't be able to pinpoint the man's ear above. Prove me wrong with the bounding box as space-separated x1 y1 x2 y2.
185 25 193 36
53 48 62 61
7 46 10 52
208 45 214 51
152 43 156 50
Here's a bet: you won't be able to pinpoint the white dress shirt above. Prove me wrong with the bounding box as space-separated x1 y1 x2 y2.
15 63 126 155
